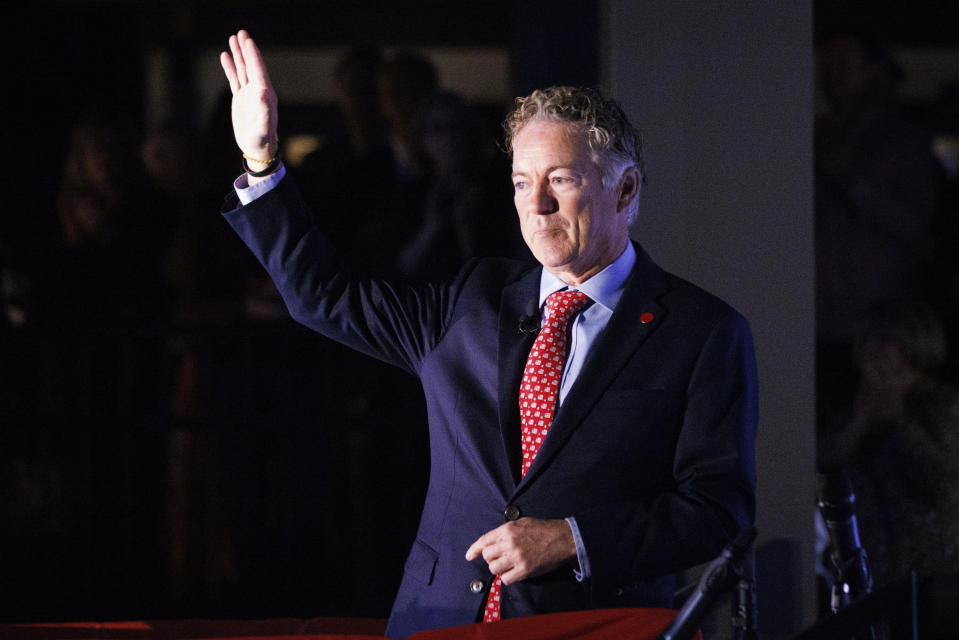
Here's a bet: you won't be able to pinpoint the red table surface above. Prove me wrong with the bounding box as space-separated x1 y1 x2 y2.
1 608 697 640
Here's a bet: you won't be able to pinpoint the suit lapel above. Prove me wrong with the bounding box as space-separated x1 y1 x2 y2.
496 268 541 488
516 246 671 491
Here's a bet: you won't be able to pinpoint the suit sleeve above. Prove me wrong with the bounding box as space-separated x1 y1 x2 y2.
573 309 758 597
221 174 459 375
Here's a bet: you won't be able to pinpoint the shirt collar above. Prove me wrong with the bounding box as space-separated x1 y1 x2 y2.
538 241 636 313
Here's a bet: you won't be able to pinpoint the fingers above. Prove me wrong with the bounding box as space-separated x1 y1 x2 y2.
499 565 524 585
240 31 274 91
465 518 575 585
490 553 521 583
220 51 239 94
228 34 249 87
466 525 514 573
479 542 524 585
221 30 272 96
465 531 492 562
467 531 514 579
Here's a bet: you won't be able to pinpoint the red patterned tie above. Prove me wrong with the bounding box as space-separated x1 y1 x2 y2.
484 289 591 622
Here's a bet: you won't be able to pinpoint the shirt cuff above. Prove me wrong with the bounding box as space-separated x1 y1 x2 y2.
565 516 591 582
234 164 287 205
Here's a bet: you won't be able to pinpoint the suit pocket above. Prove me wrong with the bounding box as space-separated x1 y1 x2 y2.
404 538 439 586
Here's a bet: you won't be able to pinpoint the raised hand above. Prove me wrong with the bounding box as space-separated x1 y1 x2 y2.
220 30 278 162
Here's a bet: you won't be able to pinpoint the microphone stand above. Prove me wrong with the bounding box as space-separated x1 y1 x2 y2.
816 471 875 640
732 548 759 640
657 528 757 640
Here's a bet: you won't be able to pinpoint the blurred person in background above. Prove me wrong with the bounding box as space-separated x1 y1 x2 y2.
395 91 525 281
818 299 959 584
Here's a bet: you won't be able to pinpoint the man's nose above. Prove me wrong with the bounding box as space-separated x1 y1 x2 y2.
531 181 558 215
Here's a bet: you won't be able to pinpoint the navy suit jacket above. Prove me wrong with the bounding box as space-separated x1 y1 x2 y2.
223 175 758 639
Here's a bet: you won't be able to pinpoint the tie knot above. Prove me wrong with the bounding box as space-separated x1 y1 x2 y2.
545 290 591 322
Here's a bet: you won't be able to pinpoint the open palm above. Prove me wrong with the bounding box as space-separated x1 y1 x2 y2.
220 30 278 161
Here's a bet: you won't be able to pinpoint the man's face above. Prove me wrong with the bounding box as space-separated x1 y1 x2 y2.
511 120 628 285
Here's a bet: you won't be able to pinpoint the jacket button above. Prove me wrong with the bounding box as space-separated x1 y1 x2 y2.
504 504 521 521
615 587 624 596
469 579 485 595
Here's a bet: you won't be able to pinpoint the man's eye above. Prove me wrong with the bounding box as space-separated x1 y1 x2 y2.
513 181 527 190
552 176 569 184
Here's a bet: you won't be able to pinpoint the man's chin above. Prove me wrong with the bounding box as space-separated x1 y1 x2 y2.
529 240 575 267
532 251 574 271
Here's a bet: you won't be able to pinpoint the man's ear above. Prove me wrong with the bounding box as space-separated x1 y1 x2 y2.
617 167 642 212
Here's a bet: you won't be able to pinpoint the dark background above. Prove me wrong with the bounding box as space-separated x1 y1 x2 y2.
2 0 957 628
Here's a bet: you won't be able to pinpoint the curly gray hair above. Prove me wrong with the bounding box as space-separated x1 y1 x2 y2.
503 86 645 224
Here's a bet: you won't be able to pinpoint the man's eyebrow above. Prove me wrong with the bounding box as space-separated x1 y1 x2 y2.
511 165 578 178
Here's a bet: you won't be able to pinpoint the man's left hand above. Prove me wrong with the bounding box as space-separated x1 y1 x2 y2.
465 517 576 585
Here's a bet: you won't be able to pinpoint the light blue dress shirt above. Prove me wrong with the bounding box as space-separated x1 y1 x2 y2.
235 164 287 205
538 243 636 408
